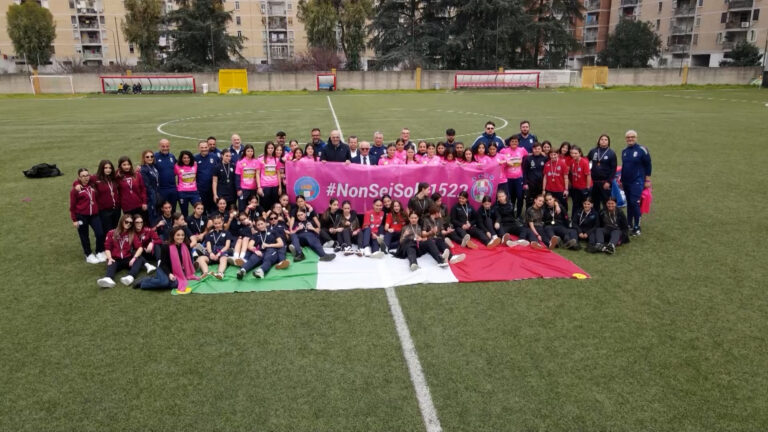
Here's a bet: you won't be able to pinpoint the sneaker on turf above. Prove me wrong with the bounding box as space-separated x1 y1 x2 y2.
253 268 265 279
319 253 336 262
334 244 342 253
145 263 156 274
461 234 470 247
276 259 290 269
86 254 100 264
605 243 616 254
449 253 466 264
370 251 385 259
236 268 245 280
95 252 107 263
410 263 420 272
97 277 116 288
549 236 560 250
564 239 578 250
501 234 510 245
631 229 641 237
294 253 306 262
288 244 296 255
213 272 223 280
120 275 134 286
442 248 451 263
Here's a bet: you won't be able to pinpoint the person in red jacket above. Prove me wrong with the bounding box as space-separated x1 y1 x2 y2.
542 150 570 214
70 168 105 264
97 214 147 288
132 214 160 275
568 145 592 222
116 156 147 219
94 159 121 238
359 198 386 258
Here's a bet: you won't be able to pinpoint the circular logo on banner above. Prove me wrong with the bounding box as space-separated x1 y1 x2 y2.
471 178 493 202
293 176 320 202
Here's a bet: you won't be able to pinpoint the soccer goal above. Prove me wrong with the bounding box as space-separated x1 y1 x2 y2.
316 73 336 91
453 71 540 89
29 75 75 95
99 75 197 94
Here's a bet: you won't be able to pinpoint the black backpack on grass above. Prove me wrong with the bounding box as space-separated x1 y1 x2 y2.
23 163 62 178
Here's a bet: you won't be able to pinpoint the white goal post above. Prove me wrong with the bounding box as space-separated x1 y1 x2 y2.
454 71 540 89
29 75 75 95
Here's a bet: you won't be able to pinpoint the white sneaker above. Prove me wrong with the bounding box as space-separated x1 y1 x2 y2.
515 240 530 247
441 248 450 263
288 244 296 255
95 252 107 262
364 246 372 257
253 268 265 279
85 254 100 264
97 277 115 288
449 253 466 264
227 256 236 265
461 234 470 247
120 275 134 286
492 234 498 240
370 251 385 259
145 263 156 274
323 240 335 248
444 238 454 249
410 263 420 272
377 236 386 249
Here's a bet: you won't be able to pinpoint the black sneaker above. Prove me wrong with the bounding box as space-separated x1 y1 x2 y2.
236 268 245 280
605 243 616 254
131 277 144 289
631 229 641 237
319 253 336 262
333 245 342 253
294 254 306 262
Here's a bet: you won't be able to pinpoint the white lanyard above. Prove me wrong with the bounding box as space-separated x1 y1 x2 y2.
460 205 469 220
212 231 225 246
258 232 267 246
608 211 617 226
578 210 590 226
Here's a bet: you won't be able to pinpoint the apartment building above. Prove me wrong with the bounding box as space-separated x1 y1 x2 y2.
0 0 313 69
572 0 766 67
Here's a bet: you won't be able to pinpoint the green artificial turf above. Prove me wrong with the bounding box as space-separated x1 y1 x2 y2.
1 87 767 431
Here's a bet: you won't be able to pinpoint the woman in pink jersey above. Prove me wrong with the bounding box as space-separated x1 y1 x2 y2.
274 144 287 190
394 138 407 161
175 150 201 218
436 142 447 159
404 147 419 165
304 143 319 161
458 148 478 166
487 143 508 199
473 142 490 165
501 135 529 218
442 149 458 165
257 141 282 212
420 142 442 166
235 144 259 212
416 140 428 161
379 144 403 166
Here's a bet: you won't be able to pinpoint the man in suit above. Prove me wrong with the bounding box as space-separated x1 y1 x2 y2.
351 141 378 166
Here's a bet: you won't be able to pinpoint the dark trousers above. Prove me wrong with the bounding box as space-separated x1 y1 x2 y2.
384 231 401 250
139 267 178 290
525 182 543 207
359 227 381 252
320 229 334 245
178 191 202 218
158 187 178 213
544 225 577 242
570 188 590 222
520 225 549 244
546 190 568 216
237 190 256 212
242 248 279 274
291 232 326 257
454 226 490 245
404 239 443 265
261 186 279 212
146 187 159 225
507 178 525 218
76 214 105 256
336 228 357 247
623 181 643 230
499 222 523 237
199 187 215 213
596 227 622 245
106 256 146 279
591 180 612 213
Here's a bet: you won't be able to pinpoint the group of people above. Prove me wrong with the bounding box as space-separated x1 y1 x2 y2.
69 121 652 291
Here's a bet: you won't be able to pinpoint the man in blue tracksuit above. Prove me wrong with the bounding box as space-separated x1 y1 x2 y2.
471 121 505 151
514 120 538 153
620 130 652 236
154 139 177 211
194 140 220 213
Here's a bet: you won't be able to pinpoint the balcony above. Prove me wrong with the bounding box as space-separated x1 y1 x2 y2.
585 17 600 27
268 6 286 15
728 0 753 10
82 51 103 59
673 6 696 16
620 0 638 5
585 0 601 11
266 16 287 29
725 20 751 29
666 44 690 53
720 40 744 50
670 25 693 34
584 33 599 42
582 46 598 55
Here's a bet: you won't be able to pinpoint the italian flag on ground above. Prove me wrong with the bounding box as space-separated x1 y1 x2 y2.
180 244 590 295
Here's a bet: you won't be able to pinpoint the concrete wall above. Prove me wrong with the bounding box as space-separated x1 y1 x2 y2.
0 67 762 94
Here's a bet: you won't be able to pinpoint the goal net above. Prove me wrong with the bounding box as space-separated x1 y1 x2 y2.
454 72 540 89
30 75 75 95
316 73 336 91
99 75 196 94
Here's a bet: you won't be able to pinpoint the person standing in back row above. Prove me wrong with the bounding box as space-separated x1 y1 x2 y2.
620 130 652 236
155 139 177 212
195 139 220 213
514 120 538 153
587 134 617 213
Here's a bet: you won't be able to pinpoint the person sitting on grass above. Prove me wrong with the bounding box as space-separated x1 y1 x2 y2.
422 205 466 265
266 211 291 269
288 209 336 262
541 193 580 250
450 191 501 249
359 198 386 258
236 218 284 280
132 214 160 273
594 196 630 255
518 194 548 250
397 212 452 272
574 197 600 251
135 226 197 295
97 214 147 288
229 212 255 266
492 190 528 248
196 214 232 280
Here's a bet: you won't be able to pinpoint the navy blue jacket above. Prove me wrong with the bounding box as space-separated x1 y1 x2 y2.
369 145 386 160
195 152 220 191
154 151 177 190
620 144 652 184
587 146 617 182
471 133 505 151
351 153 379 166
320 142 351 163
514 133 538 153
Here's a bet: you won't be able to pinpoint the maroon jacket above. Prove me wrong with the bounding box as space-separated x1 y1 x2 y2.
136 227 162 249
117 173 146 211
104 230 143 259
69 183 99 221
95 179 120 211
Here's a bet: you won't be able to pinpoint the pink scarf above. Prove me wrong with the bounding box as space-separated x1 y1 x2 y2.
169 244 198 290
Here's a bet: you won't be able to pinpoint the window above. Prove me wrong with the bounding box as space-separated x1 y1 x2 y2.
693 33 698 44
129 43 134 54
237 30 242 37
656 19 660 29
696 16 701 26
749 30 756 41
99 16 105 25
721 12 727 23
71 15 77 24
261 2 266 13
698 0 703 6
235 1 240 9
716 32 722 43
288 30 294 41
262 31 267 40
68 0 74 7
658 2 662 12
287 2 292 10
236 16 241 25
287 17 292 24
753 9 759 21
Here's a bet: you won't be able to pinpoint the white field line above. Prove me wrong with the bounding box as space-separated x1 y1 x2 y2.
327 94 441 432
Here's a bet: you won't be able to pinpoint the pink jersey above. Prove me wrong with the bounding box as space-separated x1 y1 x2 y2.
487 153 508 181
500 146 528 179
174 164 198 192
258 156 280 188
474 155 491 166
235 157 260 190
394 150 407 161
378 156 403 166
420 155 442 166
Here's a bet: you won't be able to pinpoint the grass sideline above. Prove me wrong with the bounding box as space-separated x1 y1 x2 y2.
1 88 767 431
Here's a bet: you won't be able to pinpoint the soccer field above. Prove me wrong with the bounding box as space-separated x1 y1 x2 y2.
1 87 767 431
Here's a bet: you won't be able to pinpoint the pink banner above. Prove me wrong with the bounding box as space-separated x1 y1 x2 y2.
286 161 503 212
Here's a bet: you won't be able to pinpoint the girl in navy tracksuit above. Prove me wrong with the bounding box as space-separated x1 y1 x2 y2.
492 189 527 246
587 134 617 213
542 193 579 250
574 197 600 249
139 149 160 224
70 168 105 263
476 196 505 245
450 191 500 248
397 212 448 271
288 208 336 262
595 197 630 254
197 214 232 279
522 142 548 207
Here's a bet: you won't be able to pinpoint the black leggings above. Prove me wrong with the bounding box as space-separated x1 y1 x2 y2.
106 256 146 279
454 226 490 245
403 239 443 265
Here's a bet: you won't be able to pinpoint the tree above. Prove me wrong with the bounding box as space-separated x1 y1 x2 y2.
297 0 338 51
598 19 660 68
163 0 245 71
5 1 56 70
523 0 583 67
369 0 446 69
122 0 163 66
719 41 763 66
340 0 372 70
297 0 371 70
